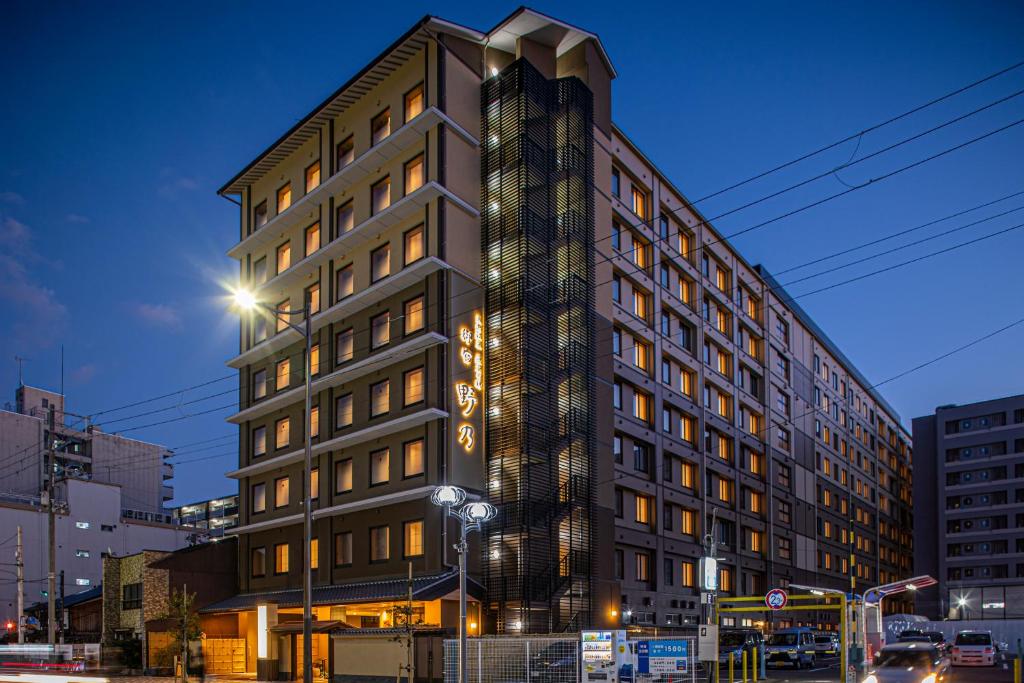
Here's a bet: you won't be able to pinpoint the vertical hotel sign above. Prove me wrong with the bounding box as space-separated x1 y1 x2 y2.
454 312 484 453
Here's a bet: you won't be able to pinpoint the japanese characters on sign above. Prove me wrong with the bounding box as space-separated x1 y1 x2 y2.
454 312 484 453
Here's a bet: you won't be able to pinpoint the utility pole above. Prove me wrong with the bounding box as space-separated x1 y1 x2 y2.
46 405 57 645
59 570 65 644
16 526 24 644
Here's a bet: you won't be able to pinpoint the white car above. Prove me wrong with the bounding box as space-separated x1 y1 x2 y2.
951 630 995 666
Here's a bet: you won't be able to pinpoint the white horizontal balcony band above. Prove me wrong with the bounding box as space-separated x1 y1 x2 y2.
227 256 450 369
226 407 448 479
227 332 447 424
256 181 476 298
227 512 304 536
227 107 479 260
312 484 480 521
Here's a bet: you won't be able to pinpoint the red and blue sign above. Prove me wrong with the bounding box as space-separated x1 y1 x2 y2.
765 588 788 610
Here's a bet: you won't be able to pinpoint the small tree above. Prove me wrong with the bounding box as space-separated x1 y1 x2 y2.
161 588 201 682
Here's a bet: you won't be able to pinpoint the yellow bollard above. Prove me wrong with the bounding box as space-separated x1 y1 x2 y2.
1015 656 1021 683
715 659 721 683
728 652 734 683
742 650 748 683
752 646 758 681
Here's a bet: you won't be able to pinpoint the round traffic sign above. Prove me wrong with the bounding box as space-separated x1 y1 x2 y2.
765 588 788 610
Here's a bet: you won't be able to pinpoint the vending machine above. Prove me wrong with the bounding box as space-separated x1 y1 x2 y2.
581 630 629 683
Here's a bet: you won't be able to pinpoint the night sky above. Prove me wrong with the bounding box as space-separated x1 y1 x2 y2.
1 1 1022 504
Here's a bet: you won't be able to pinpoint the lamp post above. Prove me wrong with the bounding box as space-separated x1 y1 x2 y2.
431 485 495 683
235 289 315 683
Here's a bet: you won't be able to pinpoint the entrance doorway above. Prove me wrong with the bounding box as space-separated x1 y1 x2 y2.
294 633 329 680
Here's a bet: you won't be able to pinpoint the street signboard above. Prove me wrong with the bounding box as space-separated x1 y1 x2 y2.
698 624 719 662
637 640 689 675
765 588 788 610
698 557 718 590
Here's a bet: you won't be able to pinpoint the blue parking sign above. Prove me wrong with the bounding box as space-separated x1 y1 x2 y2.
637 640 689 674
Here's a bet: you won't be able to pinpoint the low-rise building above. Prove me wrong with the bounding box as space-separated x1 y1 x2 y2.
171 494 240 540
0 478 191 625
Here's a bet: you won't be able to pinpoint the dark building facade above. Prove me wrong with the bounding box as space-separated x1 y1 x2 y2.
912 394 1024 620
210 8 913 660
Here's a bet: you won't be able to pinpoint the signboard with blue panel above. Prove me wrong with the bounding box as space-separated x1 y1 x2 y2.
636 640 689 675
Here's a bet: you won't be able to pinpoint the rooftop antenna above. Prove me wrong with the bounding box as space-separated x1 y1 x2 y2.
14 356 30 386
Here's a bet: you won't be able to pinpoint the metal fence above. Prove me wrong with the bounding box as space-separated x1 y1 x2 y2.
443 634 704 683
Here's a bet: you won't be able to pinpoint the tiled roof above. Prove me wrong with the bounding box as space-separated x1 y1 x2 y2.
200 570 482 613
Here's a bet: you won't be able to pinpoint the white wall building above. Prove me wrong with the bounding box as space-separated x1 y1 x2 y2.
0 385 174 514
0 478 191 623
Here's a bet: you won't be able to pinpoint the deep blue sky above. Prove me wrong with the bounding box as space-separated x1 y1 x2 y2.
1 1 1022 504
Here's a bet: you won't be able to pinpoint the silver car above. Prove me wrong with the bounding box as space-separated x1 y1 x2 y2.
864 642 950 683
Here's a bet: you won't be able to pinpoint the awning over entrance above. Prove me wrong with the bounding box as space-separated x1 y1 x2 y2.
200 569 483 613
270 620 351 634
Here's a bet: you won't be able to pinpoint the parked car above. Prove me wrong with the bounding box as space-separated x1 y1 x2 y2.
813 633 839 654
951 630 996 666
718 628 764 665
864 642 950 683
529 640 578 682
765 627 816 669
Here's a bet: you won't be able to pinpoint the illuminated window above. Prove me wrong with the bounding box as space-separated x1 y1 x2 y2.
371 243 391 282
309 467 319 501
404 439 424 477
335 532 353 566
681 508 696 535
305 222 320 257
633 390 652 424
404 225 424 265
275 358 290 391
678 230 692 259
336 135 354 170
633 338 649 372
404 84 424 122
370 448 390 485
276 183 291 214
336 200 354 234
749 451 764 475
276 241 291 274
309 537 319 570
306 405 319 440
680 369 694 398
635 551 650 581
680 414 695 444
305 160 321 193
370 526 389 561
631 235 648 270
716 266 729 292
310 343 320 376
750 530 763 553
274 543 289 574
403 520 424 557
404 296 424 334
717 349 731 376
748 411 761 436
274 476 289 508
718 434 733 462
334 458 353 493
679 277 692 305
719 566 733 591
681 561 695 587
275 299 290 333
631 186 647 219
717 393 731 419
633 289 649 320
404 154 424 194
371 311 390 349
371 176 391 214
747 294 759 321
275 417 290 450
718 477 733 503
681 461 696 489
252 483 266 513
716 309 728 334
404 367 425 406
371 108 391 145
306 282 320 315
252 426 266 457
370 379 390 417
336 328 354 364
635 495 650 524
750 491 764 514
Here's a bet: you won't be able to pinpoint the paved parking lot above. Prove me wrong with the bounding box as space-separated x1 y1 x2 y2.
760 656 1017 683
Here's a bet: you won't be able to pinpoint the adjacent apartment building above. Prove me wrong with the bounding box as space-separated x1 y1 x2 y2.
912 394 1024 620
172 493 240 540
211 8 913 661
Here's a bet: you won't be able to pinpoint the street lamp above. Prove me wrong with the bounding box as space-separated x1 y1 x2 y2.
431 485 495 683
234 288 315 683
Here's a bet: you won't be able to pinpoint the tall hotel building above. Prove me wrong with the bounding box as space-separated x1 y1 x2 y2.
210 7 913 661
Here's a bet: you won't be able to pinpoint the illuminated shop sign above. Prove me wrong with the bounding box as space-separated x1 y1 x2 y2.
455 312 484 453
